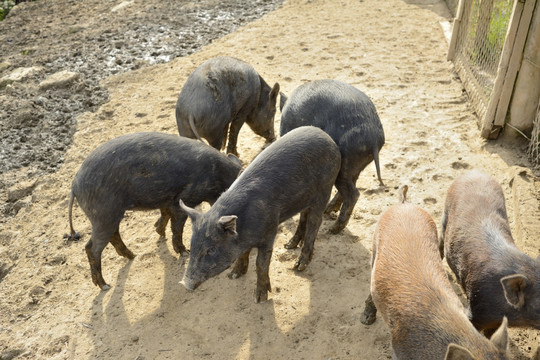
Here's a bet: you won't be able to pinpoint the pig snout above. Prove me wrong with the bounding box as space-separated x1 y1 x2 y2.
179 275 200 291
263 129 276 143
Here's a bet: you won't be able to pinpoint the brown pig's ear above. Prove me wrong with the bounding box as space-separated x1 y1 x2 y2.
179 200 201 221
501 274 528 308
444 344 475 360
218 215 237 236
490 316 508 351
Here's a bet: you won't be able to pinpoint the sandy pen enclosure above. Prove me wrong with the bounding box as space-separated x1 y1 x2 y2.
1 0 539 359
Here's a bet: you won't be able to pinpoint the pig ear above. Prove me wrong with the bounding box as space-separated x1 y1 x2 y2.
279 92 288 112
179 200 201 221
490 316 508 351
218 215 237 236
500 274 528 308
227 153 242 168
269 83 280 104
444 344 475 360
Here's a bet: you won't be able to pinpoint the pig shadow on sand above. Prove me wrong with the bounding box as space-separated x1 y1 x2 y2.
85 207 382 358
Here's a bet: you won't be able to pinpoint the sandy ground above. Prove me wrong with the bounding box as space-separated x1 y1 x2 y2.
1 0 539 359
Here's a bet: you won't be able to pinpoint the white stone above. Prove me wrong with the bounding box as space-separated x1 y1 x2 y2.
38 70 80 90
111 1 134 12
0 66 42 88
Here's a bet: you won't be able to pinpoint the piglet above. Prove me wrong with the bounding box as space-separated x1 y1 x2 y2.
179 126 341 303
280 79 385 234
440 169 540 334
67 132 242 290
176 56 280 157
361 185 509 359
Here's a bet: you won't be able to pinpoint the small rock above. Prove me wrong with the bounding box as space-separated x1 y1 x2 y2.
45 255 66 266
10 104 42 129
7 179 37 203
111 0 135 12
38 70 80 90
0 66 43 88
0 349 23 360
0 61 11 73
13 197 31 214
29 285 46 298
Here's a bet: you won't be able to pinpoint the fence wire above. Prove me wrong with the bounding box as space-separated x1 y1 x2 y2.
452 0 513 121
528 100 540 167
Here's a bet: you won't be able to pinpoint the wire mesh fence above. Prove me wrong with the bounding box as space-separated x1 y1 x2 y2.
528 100 540 167
451 0 513 122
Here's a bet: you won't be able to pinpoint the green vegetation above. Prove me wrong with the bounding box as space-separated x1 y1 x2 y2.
0 0 16 21
468 0 513 71
1 0 37 21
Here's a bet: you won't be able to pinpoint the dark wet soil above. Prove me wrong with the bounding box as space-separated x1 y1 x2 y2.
0 0 284 220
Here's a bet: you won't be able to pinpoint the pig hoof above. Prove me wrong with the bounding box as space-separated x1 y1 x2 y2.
254 291 268 303
284 239 299 249
101 284 111 291
228 271 240 279
295 261 307 272
329 223 344 234
181 249 190 257
64 231 80 241
360 311 376 325
154 226 166 237
324 211 338 220
173 245 188 255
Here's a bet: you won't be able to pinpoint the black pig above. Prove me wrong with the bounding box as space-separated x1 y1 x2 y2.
67 132 242 290
440 169 540 334
179 126 341 303
176 56 280 157
280 79 385 234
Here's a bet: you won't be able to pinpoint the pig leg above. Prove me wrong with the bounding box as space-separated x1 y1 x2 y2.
255 244 274 303
330 156 365 234
284 211 307 249
169 204 188 255
294 206 324 271
86 239 110 290
330 176 359 234
226 118 246 157
229 250 251 279
85 227 115 290
109 230 135 259
154 208 171 237
85 214 125 290
360 294 377 325
325 191 343 214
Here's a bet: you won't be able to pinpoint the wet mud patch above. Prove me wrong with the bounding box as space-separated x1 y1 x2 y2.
0 0 284 222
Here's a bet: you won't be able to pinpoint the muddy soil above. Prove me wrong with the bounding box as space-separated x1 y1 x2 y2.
0 0 283 221
1 0 539 359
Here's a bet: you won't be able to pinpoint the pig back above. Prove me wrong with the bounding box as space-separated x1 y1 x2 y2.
176 57 260 135
371 203 504 358
72 132 240 211
280 80 384 152
372 203 444 321
221 126 341 221
442 170 514 288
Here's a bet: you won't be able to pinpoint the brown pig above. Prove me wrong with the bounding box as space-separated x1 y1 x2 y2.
361 185 509 359
440 169 540 334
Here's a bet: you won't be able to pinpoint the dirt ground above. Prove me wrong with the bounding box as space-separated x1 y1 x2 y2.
1 0 539 359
